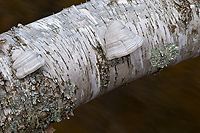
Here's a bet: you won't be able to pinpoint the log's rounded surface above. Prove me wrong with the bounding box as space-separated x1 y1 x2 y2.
0 0 199 132
104 20 143 60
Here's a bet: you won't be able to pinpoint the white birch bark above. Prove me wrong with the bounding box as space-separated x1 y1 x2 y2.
0 0 199 132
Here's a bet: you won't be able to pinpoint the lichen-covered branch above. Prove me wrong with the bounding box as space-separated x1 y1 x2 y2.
0 0 199 132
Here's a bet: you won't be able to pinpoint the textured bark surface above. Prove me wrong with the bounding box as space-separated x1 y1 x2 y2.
0 0 199 132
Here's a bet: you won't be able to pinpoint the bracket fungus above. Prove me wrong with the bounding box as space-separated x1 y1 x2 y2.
12 50 46 79
11 49 23 61
104 20 144 60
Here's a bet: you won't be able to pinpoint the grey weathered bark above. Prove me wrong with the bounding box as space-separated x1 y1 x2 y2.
0 0 199 132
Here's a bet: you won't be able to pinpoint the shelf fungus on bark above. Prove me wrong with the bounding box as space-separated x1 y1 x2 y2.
12 50 46 79
11 49 23 61
103 20 144 60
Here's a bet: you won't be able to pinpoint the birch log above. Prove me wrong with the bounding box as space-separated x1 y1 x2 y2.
0 0 199 132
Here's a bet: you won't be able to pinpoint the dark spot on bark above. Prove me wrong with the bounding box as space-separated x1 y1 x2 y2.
174 0 193 29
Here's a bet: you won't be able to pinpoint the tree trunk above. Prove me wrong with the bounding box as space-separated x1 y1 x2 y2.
0 0 199 132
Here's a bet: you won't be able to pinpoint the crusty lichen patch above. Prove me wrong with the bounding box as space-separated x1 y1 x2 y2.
150 43 179 69
0 69 77 133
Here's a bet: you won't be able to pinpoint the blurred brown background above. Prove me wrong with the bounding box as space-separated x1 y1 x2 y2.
0 0 200 132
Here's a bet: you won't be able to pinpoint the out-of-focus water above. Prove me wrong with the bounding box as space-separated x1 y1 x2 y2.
1 0 200 133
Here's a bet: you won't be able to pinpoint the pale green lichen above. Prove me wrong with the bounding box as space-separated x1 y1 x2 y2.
150 43 179 69
0 68 77 132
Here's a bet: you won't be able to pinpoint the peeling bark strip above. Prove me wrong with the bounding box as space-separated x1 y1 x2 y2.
0 0 199 132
